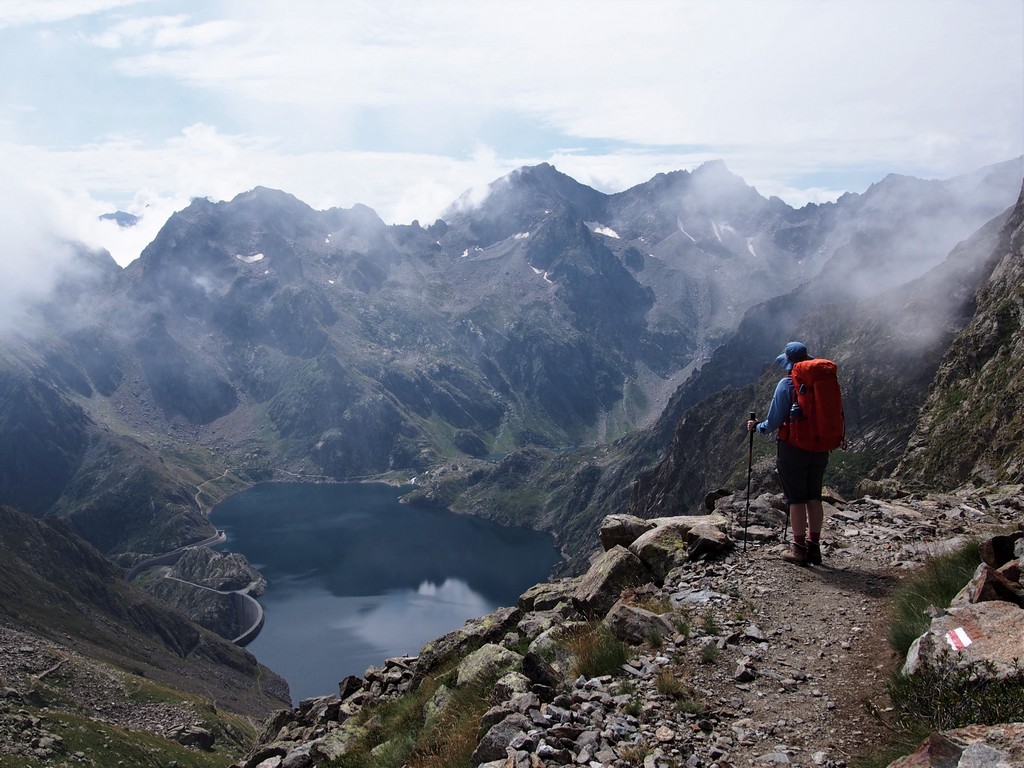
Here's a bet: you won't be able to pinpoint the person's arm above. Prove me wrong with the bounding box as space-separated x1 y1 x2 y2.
756 378 792 434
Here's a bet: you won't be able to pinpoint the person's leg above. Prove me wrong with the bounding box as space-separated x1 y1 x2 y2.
782 502 810 563
806 500 823 541
805 499 823 564
777 443 810 564
789 503 808 544
805 453 829 564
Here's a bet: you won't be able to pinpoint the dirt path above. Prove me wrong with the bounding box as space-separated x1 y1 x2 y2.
676 544 900 766
657 487 1022 767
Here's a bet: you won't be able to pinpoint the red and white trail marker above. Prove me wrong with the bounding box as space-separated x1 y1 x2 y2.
944 627 973 651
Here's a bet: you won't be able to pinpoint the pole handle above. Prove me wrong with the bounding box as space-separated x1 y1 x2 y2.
749 411 756 421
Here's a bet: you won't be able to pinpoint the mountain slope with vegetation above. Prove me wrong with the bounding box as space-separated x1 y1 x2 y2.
234 178 1024 768
409 171 1023 570
0 504 289 766
2 160 1021 563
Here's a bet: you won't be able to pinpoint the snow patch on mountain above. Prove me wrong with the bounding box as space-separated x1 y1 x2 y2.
531 266 554 284
585 222 620 239
235 253 265 264
677 218 697 242
711 222 737 242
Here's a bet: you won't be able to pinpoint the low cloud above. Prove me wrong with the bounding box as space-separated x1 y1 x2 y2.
0 183 81 336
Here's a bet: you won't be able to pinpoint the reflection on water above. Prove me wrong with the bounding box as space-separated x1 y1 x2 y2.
213 483 561 703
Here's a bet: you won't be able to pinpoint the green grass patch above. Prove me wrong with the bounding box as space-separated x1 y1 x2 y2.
854 655 1024 768
618 743 652 764
887 540 981 657
330 666 501 768
654 669 685 698
887 653 1024 731
566 624 629 679
853 539 1012 768
700 609 720 636
0 709 245 768
699 644 720 665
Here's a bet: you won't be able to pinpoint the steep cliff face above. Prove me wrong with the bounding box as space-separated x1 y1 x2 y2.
896 182 1024 488
626 197 1018 519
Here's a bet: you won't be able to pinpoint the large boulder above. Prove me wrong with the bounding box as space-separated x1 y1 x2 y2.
572 546 654 619
521 650 562 690
603 600 676 645
980 532 1024 569
903 600 1024 680
629 514 730 582
599 514 656 550
455 643 523 688
167 724 215 750
518 578 580 612
886 723 1024 767
417 606 522 672
950 563 1024 608
471 713 533 764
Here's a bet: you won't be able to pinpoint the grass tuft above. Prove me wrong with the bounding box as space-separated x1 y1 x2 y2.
886 653 1024 732
330 663 498 768
855 654 1024 768
566 624 629 679
887 540 981 657
654 669 685 698
699 644 720 665
700 609 720 636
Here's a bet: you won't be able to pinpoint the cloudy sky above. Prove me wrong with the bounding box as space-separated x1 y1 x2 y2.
2 0 1022 266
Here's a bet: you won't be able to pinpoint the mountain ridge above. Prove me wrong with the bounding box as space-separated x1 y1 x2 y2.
1 158 1021 564
3 158 1024 765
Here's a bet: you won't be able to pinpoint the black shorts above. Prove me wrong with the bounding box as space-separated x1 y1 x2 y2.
776 441 829 504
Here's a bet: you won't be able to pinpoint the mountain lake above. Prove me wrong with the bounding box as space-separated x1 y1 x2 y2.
213 481 562 703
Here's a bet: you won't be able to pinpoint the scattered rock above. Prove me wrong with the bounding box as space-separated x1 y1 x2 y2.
572 545 653 619
231 484 1024 768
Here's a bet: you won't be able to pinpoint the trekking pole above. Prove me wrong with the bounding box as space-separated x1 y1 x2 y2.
743 412 755 552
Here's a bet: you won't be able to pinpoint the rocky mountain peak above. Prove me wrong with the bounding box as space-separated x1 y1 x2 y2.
442 163 606 246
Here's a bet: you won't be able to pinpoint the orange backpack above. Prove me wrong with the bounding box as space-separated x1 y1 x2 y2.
780 358 845 452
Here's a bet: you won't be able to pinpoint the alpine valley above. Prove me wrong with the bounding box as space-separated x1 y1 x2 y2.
3 157 1024 765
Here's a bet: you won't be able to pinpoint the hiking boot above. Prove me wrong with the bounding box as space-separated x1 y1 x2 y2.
807 541 822 565
782 542 809 566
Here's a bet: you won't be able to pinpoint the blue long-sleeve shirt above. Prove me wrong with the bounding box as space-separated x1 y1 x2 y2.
757 377 793 435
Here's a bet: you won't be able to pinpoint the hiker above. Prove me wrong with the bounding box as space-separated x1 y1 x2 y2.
746 341 843 566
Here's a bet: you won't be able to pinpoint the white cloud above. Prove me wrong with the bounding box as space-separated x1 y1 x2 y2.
0 0 141 30
0 181 87 335
0 0 1020 266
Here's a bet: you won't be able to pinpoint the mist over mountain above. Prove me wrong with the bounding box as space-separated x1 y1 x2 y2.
0 158 1021 565
3 157 1024 763
402 160 1024 569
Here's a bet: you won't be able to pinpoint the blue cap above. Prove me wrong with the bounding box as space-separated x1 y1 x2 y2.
775 341 809 371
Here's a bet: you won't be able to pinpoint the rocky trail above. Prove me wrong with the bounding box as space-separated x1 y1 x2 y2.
585 487 1024 768
234 484 1024 768
659 539 899 766
593 486 1024 767
2 485 1021 768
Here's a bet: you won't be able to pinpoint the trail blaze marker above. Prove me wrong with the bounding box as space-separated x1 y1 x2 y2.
944 627 973 651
